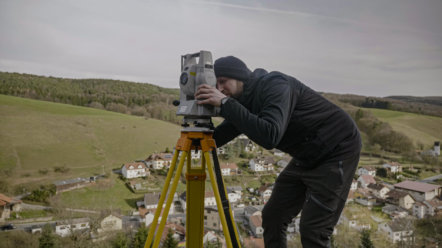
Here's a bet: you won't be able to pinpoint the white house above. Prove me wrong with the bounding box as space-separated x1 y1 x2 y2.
220 163 238 176
385 190 415 210
413 199 442 219
249 156 274 172
191 150 201 160
378 218 414 244
145 153 173 170
383 162 403 174
258 185 273 204
357 175 376 188
367 183 390 199
394 180 441 201
272 149 285 157
227 188 242 203
350 179 358 191
121 162 149 179
357 166 376 177
55 218 90 237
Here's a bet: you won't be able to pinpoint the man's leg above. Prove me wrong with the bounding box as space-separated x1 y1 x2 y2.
262 163 307 248
299 153 359 247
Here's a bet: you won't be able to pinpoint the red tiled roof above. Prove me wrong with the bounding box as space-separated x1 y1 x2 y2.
360 175 376 184
220 163 238 170
394 180 440 193
0 193 21 206
250 215 263 227
122 162 147 170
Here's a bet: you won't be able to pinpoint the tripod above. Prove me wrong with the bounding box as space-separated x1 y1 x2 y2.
144 125 241 248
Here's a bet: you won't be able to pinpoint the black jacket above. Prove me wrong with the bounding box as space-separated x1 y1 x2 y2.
213 69 361 167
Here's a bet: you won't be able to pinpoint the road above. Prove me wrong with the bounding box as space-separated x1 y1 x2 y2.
419 174 442 183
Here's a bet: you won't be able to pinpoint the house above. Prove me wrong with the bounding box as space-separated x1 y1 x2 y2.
357 166 376 177
378 218 414 244
179 191 216 210
0 193 22 221
421 141 440 157
144 192 174 215
413 199 442 219
367 183 390 199
244 237 265 248
272 149 285 157
354 189 378 207
55 218 90 237
249 156 275 172
382 204 409 219
258 184 273 204
383 162 403 174
191 150 201 160
350 179 358 191
204 207 222 231
121 162 149 179
249 214 264 238
145 153 173 170
276 159 289 168
226 188 242 204
54 177 91 194
97 214 123 233
203 231 223 247
220 163 239 176
385 189 415 210
357 174 376 188
161 223 185 242
394 180 441 201
238 135 257 152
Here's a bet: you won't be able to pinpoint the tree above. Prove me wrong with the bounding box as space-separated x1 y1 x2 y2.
133 225 149 248
39 224 56 248
359 229 375 248
376 167 387 178
112 232 129 248
330 234 339 248
162 228 178 248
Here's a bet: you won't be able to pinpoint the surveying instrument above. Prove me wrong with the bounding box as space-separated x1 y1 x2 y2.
144 51 242 248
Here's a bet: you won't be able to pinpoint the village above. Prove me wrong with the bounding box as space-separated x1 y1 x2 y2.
1 136 441 247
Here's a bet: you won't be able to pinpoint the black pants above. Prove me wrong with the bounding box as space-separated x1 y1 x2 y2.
262 153 359 248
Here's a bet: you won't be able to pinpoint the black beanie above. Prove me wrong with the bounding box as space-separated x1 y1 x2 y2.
214 56 251 82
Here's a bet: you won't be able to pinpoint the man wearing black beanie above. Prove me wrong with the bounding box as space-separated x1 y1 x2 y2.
195 56 361 248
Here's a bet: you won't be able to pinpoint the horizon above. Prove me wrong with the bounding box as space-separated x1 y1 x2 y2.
1 0 441 97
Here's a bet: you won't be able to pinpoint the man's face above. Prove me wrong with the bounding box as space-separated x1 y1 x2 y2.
216 77 244 98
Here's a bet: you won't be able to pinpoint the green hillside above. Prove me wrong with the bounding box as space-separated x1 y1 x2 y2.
0 94 181 186
367 108 442 148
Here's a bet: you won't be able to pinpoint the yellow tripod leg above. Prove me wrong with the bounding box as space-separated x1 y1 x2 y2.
186 150 206 248
204 151 234 248
152 151 188 248
144 150 183 248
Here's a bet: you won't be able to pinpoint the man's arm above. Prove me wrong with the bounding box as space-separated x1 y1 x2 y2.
221 79 294 149
213 120 241 147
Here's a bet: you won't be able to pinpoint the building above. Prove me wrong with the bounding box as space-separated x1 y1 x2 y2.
357 166 376 177
55 218 90 237
357 174 376 188
422 141 440 157
350 179 358 191
383 162 403 174
220 162 239 176
249 156 274 172
204 207 222 231
97 214 123 233
367 183 390 199
249 215 264 238
0 193 22 221
145 153 173 170
144 192 174 215
413 199 442 219
258 184 273 204
394 180 441 201
54 177 91 194
378 218 414 244
385 190 415 210
121 162 149 179
382 204 409 219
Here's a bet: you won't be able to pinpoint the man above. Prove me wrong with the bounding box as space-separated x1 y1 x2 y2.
195 56 361 247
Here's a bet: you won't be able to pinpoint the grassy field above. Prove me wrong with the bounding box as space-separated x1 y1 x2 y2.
0 94 181 187
366 108 442 147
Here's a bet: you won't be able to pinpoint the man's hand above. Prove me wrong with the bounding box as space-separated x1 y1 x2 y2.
195 84 226 107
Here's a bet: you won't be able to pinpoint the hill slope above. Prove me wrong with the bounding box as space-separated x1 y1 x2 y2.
367 108 442 147
0 94 181 186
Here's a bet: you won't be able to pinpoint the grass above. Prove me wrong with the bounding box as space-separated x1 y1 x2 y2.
366 108 442 147
0 94 181 186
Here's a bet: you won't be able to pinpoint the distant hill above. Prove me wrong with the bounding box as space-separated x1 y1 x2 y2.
0 71 181 123
386 96 442 107
0 94 181 187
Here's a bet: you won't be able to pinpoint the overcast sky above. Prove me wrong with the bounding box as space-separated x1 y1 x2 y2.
1 0 441 97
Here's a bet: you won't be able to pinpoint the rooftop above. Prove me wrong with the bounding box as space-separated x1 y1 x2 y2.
394 180 440 193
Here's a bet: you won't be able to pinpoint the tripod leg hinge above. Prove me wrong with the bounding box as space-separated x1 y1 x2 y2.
186 173 206 181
